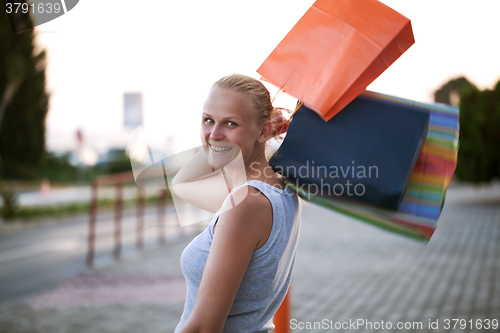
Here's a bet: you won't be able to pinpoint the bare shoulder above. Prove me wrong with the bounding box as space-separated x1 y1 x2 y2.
214 186 273 249
219 186 272 227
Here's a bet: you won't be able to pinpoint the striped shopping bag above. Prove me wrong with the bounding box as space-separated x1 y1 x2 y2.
285 91 459 241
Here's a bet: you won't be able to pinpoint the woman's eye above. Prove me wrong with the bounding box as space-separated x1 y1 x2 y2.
227 121 237 127
204 118 214 124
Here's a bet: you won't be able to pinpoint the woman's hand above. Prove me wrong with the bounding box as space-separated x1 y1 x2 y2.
271 107 291 136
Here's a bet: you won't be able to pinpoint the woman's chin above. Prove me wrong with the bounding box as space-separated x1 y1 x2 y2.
208 150 233 169
207 144 240 170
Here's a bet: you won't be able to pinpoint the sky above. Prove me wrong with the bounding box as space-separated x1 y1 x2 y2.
35 0 500 157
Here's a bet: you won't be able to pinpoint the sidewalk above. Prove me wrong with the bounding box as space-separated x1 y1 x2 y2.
0 180 499 333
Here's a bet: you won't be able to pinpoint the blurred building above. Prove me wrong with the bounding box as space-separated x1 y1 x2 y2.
123 93 143 129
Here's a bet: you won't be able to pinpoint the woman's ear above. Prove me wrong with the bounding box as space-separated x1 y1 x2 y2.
257 120 273 143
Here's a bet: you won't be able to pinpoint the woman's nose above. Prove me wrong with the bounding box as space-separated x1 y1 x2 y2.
210 124 224 141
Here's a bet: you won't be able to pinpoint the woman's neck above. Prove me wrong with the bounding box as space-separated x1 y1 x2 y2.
222 148 283 190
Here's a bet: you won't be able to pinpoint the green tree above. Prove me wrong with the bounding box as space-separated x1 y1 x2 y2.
435 77 500 182
0 2 49 180
434 76 476 105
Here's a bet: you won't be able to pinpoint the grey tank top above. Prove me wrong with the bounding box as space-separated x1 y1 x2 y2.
174 180 302 333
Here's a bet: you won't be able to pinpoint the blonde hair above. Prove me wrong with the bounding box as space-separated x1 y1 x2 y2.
212 74 276 126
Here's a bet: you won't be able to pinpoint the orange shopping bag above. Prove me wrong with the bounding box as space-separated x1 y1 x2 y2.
257 0 414 121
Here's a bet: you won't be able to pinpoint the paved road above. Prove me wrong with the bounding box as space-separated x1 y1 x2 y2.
0 206 200 304
290 181 500 332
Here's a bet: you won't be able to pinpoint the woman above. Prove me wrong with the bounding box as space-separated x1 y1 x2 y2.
174 74 302 333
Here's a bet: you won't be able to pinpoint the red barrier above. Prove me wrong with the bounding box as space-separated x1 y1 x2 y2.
86 171 169 267
274 285 291 333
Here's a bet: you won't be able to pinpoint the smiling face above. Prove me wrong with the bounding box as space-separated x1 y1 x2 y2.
201 87 270 169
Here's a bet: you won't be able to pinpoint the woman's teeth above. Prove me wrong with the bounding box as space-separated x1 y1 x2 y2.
210 145 232 152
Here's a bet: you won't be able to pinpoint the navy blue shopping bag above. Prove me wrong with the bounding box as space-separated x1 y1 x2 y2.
269 91 430 210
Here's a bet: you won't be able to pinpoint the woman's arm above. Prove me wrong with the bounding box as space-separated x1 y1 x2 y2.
177 186 273 333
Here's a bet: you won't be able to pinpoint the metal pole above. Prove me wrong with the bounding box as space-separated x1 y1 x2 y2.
136 187 145 250
86 180 98 267
157 189 166 245
159 160 169 244
113 182 123 260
